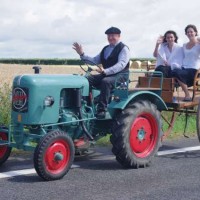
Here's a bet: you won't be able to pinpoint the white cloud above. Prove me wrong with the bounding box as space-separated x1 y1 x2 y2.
0 0 200 58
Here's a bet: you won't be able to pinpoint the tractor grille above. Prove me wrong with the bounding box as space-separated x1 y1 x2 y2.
12 87 29 113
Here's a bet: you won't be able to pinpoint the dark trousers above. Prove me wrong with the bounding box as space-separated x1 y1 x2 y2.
171 67 197 87
87 74 117 111
155 65 172 78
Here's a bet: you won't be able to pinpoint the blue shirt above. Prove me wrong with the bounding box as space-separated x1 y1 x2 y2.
81 42 130 75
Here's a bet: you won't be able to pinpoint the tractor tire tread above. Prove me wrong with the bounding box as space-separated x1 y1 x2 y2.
34 130 74 181
110 100 162 168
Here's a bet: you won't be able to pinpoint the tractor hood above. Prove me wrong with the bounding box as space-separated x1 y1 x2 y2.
13 74 89 96
11 74 89 125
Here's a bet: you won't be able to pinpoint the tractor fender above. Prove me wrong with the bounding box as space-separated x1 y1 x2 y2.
108 91 167 113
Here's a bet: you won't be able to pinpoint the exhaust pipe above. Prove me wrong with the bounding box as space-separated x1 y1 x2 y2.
73 88 94 141
78 108 94 141
33 66 42 74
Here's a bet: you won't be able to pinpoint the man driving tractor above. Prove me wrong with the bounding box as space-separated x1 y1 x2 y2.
73 26 130 119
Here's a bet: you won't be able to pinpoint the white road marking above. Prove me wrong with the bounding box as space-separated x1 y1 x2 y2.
157 146 200 156
1 146 200 179
0 168 35 179
0 164 80 179
71 164 80 168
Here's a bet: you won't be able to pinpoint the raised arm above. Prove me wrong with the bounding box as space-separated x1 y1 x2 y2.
72 42 101 65
153 36 163 57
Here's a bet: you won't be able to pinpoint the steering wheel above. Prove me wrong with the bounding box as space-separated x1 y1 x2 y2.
79 59 103 75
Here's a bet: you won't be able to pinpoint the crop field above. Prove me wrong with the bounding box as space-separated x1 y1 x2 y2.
0 64 82 85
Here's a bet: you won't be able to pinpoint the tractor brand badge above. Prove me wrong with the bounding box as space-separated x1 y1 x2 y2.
12 87 28 112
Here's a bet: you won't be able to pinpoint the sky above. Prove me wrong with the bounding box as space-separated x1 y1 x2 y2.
0 0 200 59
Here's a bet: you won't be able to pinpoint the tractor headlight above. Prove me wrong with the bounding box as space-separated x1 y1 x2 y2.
44 96 54 107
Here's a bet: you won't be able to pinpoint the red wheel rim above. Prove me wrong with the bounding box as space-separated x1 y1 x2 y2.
45 140 70 174
0 132 8 159
129 113 158 158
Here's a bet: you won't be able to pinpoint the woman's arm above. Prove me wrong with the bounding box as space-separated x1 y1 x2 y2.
153 36 163 57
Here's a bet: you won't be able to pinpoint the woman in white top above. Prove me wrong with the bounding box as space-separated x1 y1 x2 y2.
172 24 200 101
153 30 183 78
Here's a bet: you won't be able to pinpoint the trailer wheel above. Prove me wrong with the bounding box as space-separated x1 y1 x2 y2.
0 131 11 166
110 101 162 168
34 130 74 181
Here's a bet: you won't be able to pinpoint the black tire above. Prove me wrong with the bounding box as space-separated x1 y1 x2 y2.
0 130 12 166
34 130 75 181
196 102 200 142
110 100 162 168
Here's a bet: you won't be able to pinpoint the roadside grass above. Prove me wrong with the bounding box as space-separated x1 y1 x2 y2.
162 111 197 139
96 134 112 146
0 82 11 126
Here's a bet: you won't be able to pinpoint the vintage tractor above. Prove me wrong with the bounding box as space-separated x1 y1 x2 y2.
0 62 167 181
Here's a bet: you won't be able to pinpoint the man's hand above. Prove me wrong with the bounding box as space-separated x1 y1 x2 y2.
96 67 104 74
72 42 84 55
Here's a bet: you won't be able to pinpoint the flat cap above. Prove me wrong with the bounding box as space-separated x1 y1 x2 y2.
105 26 121 34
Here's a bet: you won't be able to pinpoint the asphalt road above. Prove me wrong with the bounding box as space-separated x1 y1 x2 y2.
0 137 200 200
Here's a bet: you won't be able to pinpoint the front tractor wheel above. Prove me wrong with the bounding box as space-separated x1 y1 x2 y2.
34 130 75 181
110 101 162 168
0 130 12 166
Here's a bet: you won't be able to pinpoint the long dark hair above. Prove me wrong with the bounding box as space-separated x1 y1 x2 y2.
163 30 178 43
185 24 198 36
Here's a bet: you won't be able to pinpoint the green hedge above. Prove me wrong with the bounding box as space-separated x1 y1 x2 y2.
0 58 155 65
0 58 80 65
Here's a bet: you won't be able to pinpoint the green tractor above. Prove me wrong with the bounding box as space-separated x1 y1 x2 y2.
0 62 167 181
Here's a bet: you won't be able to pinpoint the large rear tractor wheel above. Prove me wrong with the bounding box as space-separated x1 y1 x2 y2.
110 101 162 168
34 130 75 181
0 130 12 166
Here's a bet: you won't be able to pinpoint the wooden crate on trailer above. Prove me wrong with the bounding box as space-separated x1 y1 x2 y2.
137 77 175 103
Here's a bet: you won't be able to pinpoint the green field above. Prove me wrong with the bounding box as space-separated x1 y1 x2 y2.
0 58 156 65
